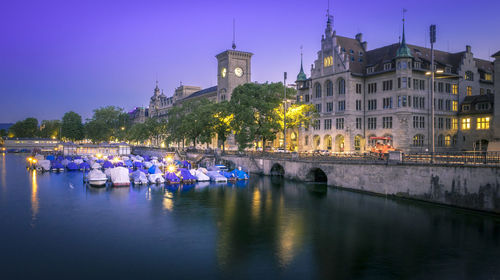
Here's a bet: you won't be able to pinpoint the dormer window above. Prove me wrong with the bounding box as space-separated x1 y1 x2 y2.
384 63 391 70
367 66 375 74
414 62 421 69
445 67 451 73
476 103 490 110
462 104 470 111
485 73 492 81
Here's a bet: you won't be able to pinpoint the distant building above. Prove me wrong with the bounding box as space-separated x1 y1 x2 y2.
296 14 495 153
128 107 149 124
3 138 60 153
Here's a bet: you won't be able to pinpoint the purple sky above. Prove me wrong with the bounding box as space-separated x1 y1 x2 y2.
1 0 499 123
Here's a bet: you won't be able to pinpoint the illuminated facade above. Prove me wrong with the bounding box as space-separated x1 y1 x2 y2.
296 15 495 153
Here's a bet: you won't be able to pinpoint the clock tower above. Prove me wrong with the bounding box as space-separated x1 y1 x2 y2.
216 50 253 102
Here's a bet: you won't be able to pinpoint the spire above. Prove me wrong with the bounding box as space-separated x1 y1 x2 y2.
325 0 333 36
297 46 307 81
396 9 413 58
232 18 236 50
154 80 160 96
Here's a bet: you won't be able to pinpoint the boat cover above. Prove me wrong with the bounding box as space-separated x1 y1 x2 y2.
46 155 55 161
179 168 196 181
148 173 165 184
190 169 210 181
133 161 143 168
110 167 130 185
88 169 107 181
148 165 162 174
79 162 91 170
51 161 64 169
130 170 148 184
143 162 153 169
182 161 192 169
102 161 113 169
124 160 133 167
37 160 51 171
231 169 249 180
165 172 180 183
91 162 102 169
66 162 79 171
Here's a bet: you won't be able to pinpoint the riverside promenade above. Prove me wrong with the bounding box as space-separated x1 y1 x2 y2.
132 147 500 214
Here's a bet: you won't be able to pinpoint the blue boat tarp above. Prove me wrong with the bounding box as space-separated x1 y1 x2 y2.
108 156 114 160
79 162 90 170
143 155 150 162
46 155 55 161
66 162 79 171
179 168 196 181
51 161 64 169
165 172 180 183
102 161 113 169
65 156 72 160
148 165 162 174
182 161 191 169
124 160 133 167
231 169 249 180
56 156 64 161
115 162 124 167
96 159 104 164
134 161 143 168
220 171 234 179
131 170 148 183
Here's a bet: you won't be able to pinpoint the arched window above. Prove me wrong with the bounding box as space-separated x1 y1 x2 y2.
413 134 425 147
326 80 333 96
315 83 322 98
465 71 474 81
452 135 457 146
338 78 345 94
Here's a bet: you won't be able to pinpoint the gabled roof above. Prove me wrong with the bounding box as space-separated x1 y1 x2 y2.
335 35 366 74
458 93 494 115
492 50 500 57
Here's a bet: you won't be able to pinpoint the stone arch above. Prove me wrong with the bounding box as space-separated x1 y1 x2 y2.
325 80 333 96
324 135 332 150
335 134 345 152
270 163 285 177
313 135 321 150
306 168 328 183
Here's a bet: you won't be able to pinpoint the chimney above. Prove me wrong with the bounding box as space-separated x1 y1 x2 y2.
466 45 471 53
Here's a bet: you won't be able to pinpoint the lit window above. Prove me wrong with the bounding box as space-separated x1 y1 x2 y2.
452 101 458 112
445 135 451 146
412 134 424 147
466 86 472 96
477 117 490 130
452 118 458 129
461 118 470 130
323 56 333 67
452 84 458 95
484 73 492 81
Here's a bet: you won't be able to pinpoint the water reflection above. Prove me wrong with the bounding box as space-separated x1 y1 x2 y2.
1 153 6 193
163 188 174 212
30 169 39 225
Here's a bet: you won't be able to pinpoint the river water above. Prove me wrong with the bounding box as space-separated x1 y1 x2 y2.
0 153 499 279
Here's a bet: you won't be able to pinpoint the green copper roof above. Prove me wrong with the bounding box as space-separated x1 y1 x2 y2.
396 21 413 58
296 55 307 81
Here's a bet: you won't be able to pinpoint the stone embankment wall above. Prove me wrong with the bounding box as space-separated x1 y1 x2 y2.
222 155 500 214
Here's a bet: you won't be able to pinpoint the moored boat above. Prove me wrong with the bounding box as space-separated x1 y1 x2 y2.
87 169 108 187
109 167 130 187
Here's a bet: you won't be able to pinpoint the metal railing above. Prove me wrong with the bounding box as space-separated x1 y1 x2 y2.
221 150 500 167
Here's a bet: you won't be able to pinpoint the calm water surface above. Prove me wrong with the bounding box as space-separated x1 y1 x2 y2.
0 154 499 279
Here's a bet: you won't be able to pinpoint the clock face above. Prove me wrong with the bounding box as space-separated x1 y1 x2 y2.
234 67 243 77
221 67 227 78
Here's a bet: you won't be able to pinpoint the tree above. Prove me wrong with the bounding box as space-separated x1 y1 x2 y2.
183 99 216 147
61 111 84 141
8 117 38 138
84 106 130 143
126 122 150 144
230 83 288 150
39 120 61 139
212 101 233 152
166 105 189 148
0 129 7 138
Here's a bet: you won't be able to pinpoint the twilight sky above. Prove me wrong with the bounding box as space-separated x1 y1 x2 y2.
1 0 499 123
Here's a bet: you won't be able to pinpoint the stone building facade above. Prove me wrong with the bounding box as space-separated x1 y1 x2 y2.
296 16 495 153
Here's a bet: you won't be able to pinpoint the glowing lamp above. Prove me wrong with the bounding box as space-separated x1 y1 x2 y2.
96 153 102 159
425 71 431 75
436 69 444 74
32 159 37 164
167 165 176 173
165 155 173 163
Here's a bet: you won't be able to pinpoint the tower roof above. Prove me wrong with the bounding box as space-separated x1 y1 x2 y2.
396 16 413 59
296 50 307 81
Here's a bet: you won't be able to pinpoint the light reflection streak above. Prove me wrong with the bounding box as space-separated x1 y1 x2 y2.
1 153 6 192
163 191 174 211
31 170 39 224
251 188 261 222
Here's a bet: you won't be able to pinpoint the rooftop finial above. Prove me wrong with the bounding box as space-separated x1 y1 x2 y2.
297 45 307 81
396 8 412 58
232 18 236 50
325 0 333 36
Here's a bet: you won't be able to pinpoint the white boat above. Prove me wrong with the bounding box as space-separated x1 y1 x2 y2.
36 160 51 172
109 167 130 186
148 173 165 184
191 169 210 181
87 169 108 187
143 161 153 169
91 162 102 169
207 171 227 182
